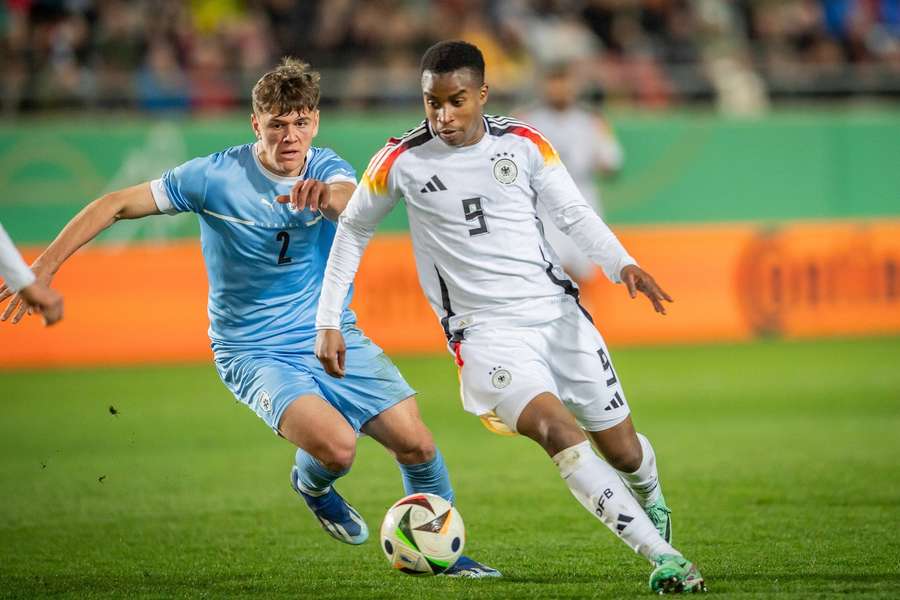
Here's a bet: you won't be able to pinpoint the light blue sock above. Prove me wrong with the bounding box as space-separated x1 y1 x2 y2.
294 448 347 495
397 448 454 503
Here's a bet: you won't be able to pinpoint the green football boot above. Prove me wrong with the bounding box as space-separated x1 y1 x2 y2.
649 554 707 594
645 493 673 544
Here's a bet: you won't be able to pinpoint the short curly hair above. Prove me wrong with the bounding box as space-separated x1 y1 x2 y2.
420 40 485 85
252 57 320 115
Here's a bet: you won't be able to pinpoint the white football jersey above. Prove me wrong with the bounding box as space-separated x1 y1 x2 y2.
316 115 635 338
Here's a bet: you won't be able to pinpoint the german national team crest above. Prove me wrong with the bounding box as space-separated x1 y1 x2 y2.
491 153 518 184
489 366 512 389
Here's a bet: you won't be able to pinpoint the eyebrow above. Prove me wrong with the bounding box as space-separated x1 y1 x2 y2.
270 116 309 124
425 90 468 100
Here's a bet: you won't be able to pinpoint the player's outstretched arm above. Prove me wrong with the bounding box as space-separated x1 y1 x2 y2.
276 180 355 221
315 328 347 378
621 264 673 315
0 182 160 324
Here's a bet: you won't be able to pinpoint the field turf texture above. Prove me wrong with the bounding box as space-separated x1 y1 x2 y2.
1 336 898 598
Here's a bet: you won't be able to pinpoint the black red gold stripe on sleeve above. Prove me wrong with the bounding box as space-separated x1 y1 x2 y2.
487 117 560 166
362 126 433 195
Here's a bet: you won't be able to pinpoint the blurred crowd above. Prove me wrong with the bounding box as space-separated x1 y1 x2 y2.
2 0 899 115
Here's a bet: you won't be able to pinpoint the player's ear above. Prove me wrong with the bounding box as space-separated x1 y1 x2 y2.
479 83 489 107
311 110 320 138
250 113 261 140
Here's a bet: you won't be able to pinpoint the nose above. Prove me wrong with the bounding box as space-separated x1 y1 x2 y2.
283 125 300 142
437 106 454 125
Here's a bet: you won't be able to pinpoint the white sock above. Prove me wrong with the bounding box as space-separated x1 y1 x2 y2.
617 433 662 507
554 440 677 563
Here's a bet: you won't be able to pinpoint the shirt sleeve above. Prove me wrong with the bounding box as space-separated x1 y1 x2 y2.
150 156 211 215
315 150 401 330
529 140 636 283
0 224 36 292
309 148 357 185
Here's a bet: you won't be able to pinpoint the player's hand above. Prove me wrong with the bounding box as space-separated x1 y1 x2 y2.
0 266 63 326
276 179 330 214
315 328 347 378
621 264 673 315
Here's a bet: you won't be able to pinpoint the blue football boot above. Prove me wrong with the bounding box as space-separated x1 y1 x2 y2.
442 555 503 578
290 466 368 545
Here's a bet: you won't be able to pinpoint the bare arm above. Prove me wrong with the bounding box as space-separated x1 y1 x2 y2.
0 182 160 322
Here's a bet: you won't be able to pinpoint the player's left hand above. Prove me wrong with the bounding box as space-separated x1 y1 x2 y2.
621 264 673 315
315 328 347 378
276 179 330 214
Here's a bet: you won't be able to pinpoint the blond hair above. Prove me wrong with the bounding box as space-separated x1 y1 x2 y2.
251 57 321 115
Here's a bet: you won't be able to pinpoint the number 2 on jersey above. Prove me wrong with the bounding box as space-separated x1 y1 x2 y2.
462 197 489 236
276 230 292 265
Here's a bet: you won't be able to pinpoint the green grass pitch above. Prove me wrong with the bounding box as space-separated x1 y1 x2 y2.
1 336 898 598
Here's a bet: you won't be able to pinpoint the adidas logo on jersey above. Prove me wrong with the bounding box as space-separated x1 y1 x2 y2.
420 175 447 193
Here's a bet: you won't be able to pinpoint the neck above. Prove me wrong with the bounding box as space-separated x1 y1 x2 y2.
460 118 486 147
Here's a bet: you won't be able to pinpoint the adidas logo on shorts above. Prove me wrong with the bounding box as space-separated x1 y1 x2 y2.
604 392 626 412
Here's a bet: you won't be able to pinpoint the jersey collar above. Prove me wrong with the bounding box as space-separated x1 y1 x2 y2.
252 143 312 183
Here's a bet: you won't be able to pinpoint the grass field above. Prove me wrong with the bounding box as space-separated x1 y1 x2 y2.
1 336 899 598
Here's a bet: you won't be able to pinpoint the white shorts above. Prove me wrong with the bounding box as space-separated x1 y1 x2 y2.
455 300 630 433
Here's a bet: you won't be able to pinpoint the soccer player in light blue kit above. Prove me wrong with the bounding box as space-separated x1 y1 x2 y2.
0 58 498 578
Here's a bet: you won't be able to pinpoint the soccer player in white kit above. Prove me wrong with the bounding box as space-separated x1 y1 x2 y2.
315 41 706 594
0 223 63 326
518 62 624 281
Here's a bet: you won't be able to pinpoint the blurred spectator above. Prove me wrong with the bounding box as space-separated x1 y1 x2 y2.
135 41 190 113
1 0 899 113
517 61 624 281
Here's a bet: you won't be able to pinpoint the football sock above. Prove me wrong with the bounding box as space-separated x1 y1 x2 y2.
294 447 348 496
397 448 455 503
616 433 663 507
554 440 676 562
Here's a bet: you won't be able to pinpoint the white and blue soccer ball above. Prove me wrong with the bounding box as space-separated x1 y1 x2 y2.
380 493 465 575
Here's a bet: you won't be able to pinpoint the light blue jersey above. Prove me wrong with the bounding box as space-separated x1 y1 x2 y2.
151 142 415 433
152 143 358 354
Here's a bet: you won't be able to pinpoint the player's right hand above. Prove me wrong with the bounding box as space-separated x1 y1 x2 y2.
315 328 346 378
0 275 64 326
276 178 329 214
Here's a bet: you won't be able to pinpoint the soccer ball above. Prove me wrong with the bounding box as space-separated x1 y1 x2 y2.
380 493 465 575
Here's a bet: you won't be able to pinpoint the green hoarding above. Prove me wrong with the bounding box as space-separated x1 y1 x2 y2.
1 110 898 245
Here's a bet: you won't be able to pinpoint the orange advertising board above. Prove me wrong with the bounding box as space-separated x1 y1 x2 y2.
1 220 898 368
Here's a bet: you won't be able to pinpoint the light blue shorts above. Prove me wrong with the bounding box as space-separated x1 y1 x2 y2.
214 327 415 433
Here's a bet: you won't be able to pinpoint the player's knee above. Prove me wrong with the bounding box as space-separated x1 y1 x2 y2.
318 439 357 473
393 430 436 465
604 445 642 473
520 417 585 457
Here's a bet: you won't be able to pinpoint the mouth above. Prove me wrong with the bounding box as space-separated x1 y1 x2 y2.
280 149 302 161
438 129 460 142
